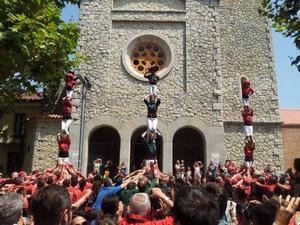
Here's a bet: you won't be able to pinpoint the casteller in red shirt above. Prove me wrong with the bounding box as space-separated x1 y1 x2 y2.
65 72 77 90
242 80 254 98
244 142 255 159
242 106 253 125
119 214 173 225
57 133 71 152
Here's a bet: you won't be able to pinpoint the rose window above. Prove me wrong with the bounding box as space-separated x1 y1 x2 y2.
130 42 166 75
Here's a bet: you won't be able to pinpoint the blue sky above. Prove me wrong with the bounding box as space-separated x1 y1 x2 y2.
61 4 300 109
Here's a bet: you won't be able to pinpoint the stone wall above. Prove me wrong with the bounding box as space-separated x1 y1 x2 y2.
29 119 60 171
220 0 280 122
113 0 185 11
75 0 223 127
224 122 283 172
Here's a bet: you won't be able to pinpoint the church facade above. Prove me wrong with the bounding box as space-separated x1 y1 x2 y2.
60 0 283 175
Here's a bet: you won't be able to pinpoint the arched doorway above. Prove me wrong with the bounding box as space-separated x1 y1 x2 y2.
130 126 163 171
172 127 205 174
88 127 120 175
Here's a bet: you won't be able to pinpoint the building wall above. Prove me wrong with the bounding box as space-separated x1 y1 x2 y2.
26 0 283 174
24 119 60 171
219 0 283 172
281 125 300 170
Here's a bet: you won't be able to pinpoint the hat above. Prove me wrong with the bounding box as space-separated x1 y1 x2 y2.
0 192 23 224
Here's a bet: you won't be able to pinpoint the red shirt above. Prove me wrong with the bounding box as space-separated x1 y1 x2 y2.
244 144 255 158
57 138 71 152
62 98 72 114
67 187 83 204
65 73 77 90
242 109 253 125
242 87 254 97
119 214 173 225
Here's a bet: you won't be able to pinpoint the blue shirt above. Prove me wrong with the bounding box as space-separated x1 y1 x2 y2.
92 185 122 210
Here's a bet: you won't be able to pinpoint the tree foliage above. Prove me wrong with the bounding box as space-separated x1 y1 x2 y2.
261 0 300 72
0 0 81 111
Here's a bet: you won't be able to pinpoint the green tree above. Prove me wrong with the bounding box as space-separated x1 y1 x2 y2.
261 0 300 71
0 0 81 113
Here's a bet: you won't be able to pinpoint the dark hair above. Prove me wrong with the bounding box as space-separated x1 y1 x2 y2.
127 181 136 190
63 179 71 188
71 175 78 187
138 177 149 192
101 194 119 216
37 178 46 189
173 186 219 225
30 184 71 225
79 178 87 192
46 176 54 185
16 187 26 195
96 216 117 225
252 201 276 225
103 178 112 187
14 177 23 185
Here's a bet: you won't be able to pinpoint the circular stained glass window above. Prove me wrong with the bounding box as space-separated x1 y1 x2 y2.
122 34 174 81
130 42 166 75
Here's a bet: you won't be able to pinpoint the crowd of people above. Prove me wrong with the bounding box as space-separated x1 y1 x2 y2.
0 157 299 225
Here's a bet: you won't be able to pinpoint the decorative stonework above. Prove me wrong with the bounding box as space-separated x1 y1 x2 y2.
122 34 174 81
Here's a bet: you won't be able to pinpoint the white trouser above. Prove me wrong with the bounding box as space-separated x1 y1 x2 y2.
58 157 69 164
147 118 158 132
244 125 253 136
245 161 254 168
242 97 250 106
149 85 158 96
61 119 73 133
66 90 73 98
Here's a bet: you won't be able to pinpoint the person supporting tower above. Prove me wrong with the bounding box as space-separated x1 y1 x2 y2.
144 94 160 133
142 130 161 163
56 131 71 165
242 79 254 106
244 139 255 168
144 66 160 96
242 105 254 142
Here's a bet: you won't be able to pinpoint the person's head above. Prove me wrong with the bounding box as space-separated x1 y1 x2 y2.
252 201 277 225
173 186 219 225
79 178 86 190
31 184 72 225
0 192 23 225
60 131 69 139
101 194 120 216
137 176 149 192
129 193 151 218
72 216 87 225
11 171 18 179
14 177 24 185
243 80 250 87
103 178 113 187
63 179 71 188
149 66 159 74
149 95 155 103
46 176 54 185
37 178 46 189
127 181 137 190
70 175 78 188
176 160 180 164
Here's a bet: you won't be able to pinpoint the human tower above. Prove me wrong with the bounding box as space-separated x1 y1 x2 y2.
54 67 255 172
241 79 255 168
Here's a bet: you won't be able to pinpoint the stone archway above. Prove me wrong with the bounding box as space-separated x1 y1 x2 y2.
88 126 120 175
172 127 205 174
130 126 163 171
